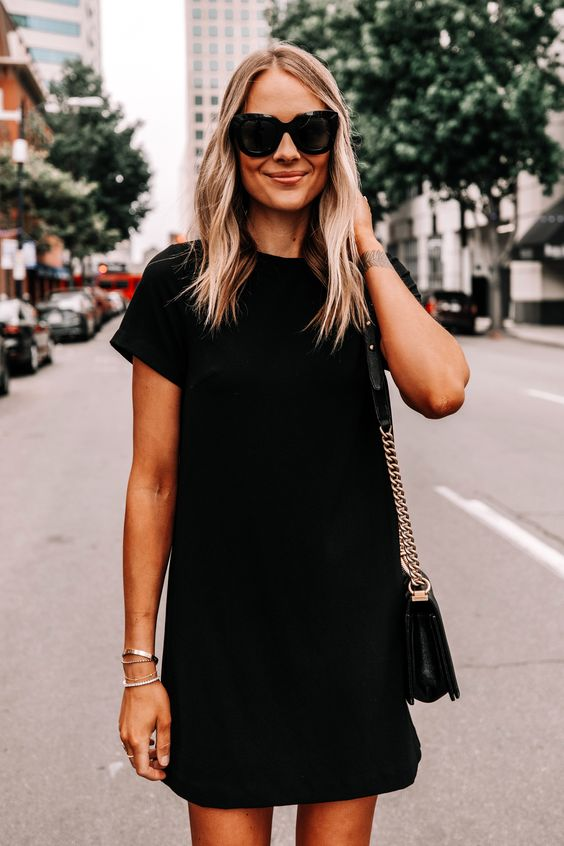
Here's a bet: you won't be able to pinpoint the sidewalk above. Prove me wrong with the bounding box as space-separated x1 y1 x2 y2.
502 319 564 350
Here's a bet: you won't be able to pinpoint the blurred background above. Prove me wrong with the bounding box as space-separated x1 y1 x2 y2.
0 2 563 844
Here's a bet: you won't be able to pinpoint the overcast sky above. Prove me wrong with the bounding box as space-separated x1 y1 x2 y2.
100 0 186 263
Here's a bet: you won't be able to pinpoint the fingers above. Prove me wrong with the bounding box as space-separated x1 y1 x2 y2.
128 735 167 781
156 714 171 768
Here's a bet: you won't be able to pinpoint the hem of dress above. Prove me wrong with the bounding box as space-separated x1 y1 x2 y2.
160 749 421 809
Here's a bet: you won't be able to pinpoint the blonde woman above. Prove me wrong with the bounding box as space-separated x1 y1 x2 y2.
110 42 469 846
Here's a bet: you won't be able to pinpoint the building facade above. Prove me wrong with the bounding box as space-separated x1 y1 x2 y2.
183 0 270 234
4 0 100 85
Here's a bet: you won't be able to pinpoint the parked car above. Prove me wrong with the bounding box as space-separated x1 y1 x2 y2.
0 297 54 373
420 289 477 334
0 322 10 395
106 290 127 316
39 291 96 341
48 286 107 331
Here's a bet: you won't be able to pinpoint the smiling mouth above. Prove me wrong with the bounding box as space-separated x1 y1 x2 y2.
266 173 308 185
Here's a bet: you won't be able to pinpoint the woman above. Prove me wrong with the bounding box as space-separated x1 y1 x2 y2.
111 42 469 846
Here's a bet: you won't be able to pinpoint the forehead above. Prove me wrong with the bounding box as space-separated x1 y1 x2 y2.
244 67 327 119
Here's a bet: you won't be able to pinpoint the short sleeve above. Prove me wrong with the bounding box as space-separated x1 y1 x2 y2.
109 246 192 388
376 253 424 371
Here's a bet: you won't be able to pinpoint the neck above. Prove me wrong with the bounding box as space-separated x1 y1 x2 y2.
247 200 311 258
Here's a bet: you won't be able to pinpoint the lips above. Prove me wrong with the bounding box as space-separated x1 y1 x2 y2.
267 172 308 185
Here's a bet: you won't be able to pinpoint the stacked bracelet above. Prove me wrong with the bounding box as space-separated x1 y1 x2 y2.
121 648 160 688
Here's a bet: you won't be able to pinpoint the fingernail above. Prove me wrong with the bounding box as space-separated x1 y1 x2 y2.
161 755 169 766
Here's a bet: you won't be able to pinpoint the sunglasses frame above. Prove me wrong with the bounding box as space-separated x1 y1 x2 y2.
229 110 339 158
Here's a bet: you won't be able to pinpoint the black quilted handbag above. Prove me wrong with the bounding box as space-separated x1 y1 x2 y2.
362 291 460 705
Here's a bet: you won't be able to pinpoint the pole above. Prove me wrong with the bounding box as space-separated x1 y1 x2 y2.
14 99 26 299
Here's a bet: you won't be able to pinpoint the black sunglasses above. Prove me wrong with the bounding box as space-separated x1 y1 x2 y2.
229 110 339 157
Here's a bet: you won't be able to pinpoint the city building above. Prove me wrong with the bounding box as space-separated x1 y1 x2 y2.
4 0 101 85
182 0 270 234
0 1 53 298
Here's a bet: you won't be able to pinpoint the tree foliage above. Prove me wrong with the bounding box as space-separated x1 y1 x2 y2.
268 0 564 219
0 146 120 258
43 59 152 244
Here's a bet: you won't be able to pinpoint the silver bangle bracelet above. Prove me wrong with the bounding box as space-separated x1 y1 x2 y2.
123 675 161 688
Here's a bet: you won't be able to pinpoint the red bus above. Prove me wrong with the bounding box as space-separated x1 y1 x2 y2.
94 262 142 301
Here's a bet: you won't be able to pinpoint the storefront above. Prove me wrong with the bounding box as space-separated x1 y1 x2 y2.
510 196 564 325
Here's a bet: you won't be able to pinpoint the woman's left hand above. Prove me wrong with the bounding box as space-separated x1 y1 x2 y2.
353 189 379 253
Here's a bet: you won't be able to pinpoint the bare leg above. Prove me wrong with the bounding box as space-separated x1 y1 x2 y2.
295 795 378 846
188 802 274 846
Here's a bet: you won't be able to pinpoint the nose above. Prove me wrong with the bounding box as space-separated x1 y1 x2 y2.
272 131 300 160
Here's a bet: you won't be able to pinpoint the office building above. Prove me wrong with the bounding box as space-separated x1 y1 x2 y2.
183 0 270 233
5 0 101 85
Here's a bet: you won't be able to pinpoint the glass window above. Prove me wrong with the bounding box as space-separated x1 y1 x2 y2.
192 8 202 18
196 147 203 156
195 129 204 139
208 25 218 36
242 44 250 54
242 26 250 36
193 43 202 53
225 9 233 19
257 26 268 37
211 96 219 105
226 60 235 70
241 10 250 19
226 43 234 54
194 95 203 105
224 25 233 36
194 77 203 88
11 13 80 36
210 60 219 71
256 10 264 19
29 46 80 64
192 25 202 35
210 44 218 54
209 8 218 19
211 78 219 88
193 60 203 70
195 113 204 123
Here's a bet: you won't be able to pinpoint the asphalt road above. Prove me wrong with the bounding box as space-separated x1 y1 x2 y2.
1 317 563 846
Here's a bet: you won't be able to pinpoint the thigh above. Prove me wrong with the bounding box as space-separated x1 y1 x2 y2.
188 801 274 846
296 795 378 846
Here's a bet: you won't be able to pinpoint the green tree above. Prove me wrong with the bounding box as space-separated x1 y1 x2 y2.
269 0 564 330
0 146 119 263
43 59 152 245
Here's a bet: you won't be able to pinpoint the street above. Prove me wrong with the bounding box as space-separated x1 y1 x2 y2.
1 318 563 846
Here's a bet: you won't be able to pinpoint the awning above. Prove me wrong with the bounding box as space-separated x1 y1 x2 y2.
512 196 564 261
30 263 72 281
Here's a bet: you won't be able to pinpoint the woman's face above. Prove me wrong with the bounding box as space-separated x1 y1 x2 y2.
236 68 332 214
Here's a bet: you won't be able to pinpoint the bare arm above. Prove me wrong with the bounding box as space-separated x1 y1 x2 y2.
362 238 470 418
123 356 182 652
118 356 182 782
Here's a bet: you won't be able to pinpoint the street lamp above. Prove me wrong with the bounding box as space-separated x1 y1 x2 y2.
11 99 28 300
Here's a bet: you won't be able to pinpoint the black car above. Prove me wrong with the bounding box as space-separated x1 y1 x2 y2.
0 323 10 395
421 289 477 334
39 291 97 341
0 297 54 374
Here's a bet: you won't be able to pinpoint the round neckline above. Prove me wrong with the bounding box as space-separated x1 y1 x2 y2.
256 251 307 262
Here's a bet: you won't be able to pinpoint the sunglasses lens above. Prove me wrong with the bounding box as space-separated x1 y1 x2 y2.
298 115 333 152
239 118 278 155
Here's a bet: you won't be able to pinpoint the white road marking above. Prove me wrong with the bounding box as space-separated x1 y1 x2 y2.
525 388 564 406
434 486 564 581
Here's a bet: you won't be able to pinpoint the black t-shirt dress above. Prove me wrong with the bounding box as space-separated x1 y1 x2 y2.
109 241 423 808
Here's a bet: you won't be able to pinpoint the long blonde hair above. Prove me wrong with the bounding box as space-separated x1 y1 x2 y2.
174 41 369 352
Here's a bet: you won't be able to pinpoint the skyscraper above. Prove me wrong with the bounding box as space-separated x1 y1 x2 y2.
5 0 101 85
183 0 271 233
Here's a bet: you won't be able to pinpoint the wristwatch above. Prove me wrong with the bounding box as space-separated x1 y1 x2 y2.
360 249 393 273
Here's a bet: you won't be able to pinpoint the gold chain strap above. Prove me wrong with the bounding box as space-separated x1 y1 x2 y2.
379 424 431 600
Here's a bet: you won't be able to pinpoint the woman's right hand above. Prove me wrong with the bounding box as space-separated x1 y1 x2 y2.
119 682 171 781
